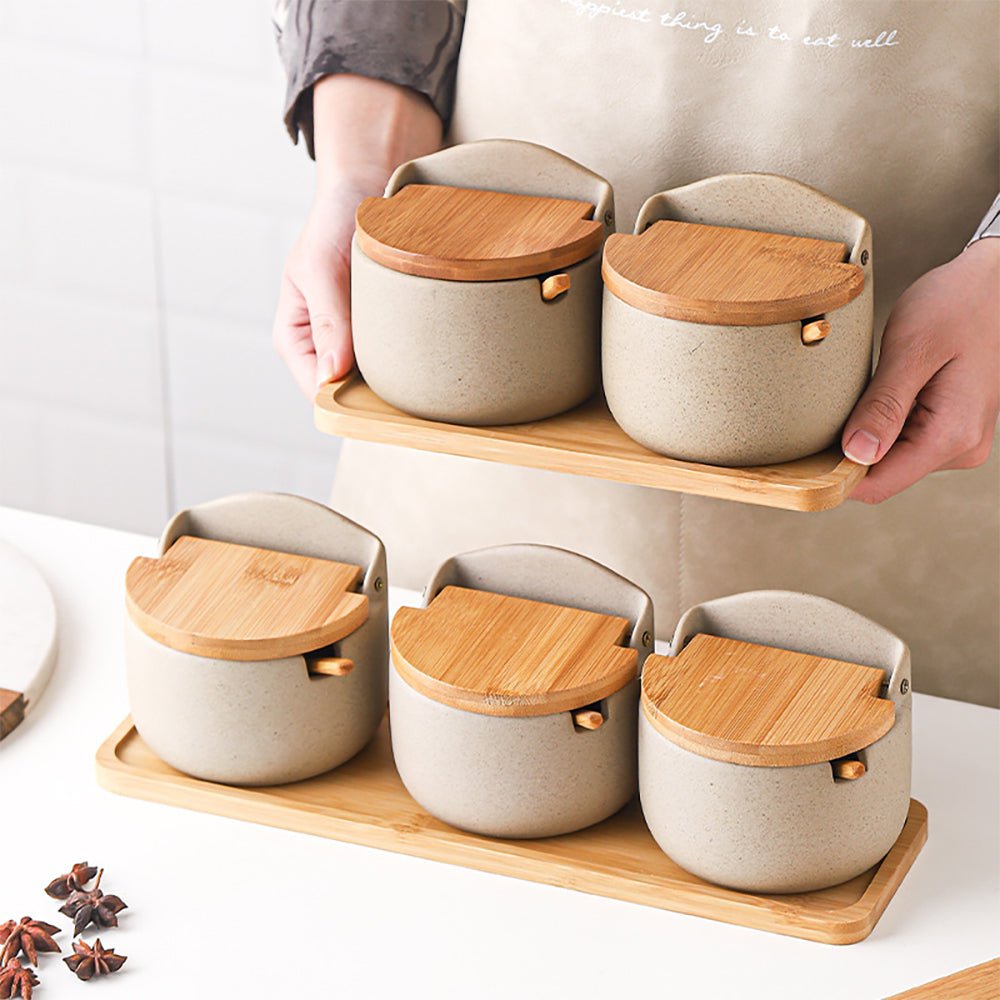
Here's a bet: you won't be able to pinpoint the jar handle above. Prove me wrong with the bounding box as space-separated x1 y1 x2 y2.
633 173 871 269
384 139 616 238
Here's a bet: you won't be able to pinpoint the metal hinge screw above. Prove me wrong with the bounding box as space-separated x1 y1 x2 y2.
641 630 652 647
860 249 870 266
374 577 384 592
900 678 910 695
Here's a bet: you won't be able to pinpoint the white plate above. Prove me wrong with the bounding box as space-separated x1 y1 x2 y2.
0 540 58 741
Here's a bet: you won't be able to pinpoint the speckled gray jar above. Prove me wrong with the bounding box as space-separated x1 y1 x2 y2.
390 544 653 838
352 139 614 426
603 174 875 466
125 493 388 787
639 591 912 893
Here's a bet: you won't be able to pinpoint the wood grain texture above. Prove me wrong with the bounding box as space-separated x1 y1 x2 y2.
885 959 1000 999
573 710 604 730
306 657 355 677
540 272 571 300
314 374 867 513
602 220 864 324
802 318 831 344
125 535 368 661
96 717 929 946
355 184 603 280
833 759 867 780
642 634 895 767
0 687 25 740
391 586 637 716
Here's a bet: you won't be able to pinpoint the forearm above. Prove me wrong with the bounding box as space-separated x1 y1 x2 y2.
312 74 443 192
276 0 463 157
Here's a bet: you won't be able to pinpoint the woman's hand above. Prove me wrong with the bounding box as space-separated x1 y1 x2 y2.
842 238 1000 503
274 169 388 396
273 75 442 398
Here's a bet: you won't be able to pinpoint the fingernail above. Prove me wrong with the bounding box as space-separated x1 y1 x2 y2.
316 351 337 386
844 429 880 465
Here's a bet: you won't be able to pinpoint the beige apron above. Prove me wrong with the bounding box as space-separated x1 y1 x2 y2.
334 0 1000 705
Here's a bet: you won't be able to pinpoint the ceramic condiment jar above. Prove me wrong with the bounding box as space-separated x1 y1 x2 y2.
639 591 911 893
389 544 653 838
602 174 873 466
351 139 614 425
124 493 388 786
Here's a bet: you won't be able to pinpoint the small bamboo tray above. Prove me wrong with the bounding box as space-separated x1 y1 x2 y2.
97 717 926 944
313 374 865 513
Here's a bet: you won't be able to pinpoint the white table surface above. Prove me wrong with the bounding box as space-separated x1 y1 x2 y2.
1 506 997 1000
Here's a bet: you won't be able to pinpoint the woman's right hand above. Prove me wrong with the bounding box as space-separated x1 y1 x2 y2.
274 168 390 397
273 74 442 399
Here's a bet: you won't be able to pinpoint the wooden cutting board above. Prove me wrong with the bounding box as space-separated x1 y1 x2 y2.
0 540 58 742
125 535 368 661
356 184 604 280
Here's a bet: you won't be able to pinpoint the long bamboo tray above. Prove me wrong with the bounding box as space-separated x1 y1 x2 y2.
313 374 865 512
97 717 926 945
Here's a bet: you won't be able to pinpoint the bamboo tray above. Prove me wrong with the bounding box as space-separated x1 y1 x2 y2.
313 374 865 513
97 717 926 944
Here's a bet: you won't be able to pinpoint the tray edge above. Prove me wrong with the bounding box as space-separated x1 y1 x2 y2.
96 719 926 945
313 378 866 513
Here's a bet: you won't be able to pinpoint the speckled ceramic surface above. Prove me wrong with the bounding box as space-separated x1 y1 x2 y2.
390 544 653 838
352 140 613 426
603 174 874 466
392 670 640 838
126 493 388 786
639 591 911 893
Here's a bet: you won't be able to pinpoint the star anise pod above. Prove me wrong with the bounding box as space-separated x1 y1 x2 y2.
57 870 127 936
44 861 99 899
0 959 40 999
0 917 61 966
63 938 126 981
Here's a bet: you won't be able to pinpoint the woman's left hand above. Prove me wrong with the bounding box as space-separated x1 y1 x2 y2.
842 238 1000 503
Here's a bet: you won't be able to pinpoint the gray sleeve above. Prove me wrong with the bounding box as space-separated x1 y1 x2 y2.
273 0 465 158
967 193 1000 246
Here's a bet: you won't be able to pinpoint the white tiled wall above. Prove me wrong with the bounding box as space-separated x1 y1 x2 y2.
0 0 340 535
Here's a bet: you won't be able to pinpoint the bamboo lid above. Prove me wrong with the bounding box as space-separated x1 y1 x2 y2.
391 585 638 717
641 634 894 766
125 535 368 661
355 184 604 281
602 220 865 325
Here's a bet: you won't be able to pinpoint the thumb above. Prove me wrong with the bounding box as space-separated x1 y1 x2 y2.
304 259 354 387
841 325 937 466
